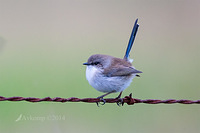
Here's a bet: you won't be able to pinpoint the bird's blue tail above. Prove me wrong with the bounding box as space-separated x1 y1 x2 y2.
124 19 139 60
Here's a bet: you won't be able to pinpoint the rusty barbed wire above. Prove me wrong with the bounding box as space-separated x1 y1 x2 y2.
0 93 200 105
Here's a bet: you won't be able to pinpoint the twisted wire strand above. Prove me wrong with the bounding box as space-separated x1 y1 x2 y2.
0 94 199 105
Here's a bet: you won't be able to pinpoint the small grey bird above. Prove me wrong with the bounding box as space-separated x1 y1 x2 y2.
83 19 142 106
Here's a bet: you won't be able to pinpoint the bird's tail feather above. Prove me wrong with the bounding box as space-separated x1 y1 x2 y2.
124 19 139 61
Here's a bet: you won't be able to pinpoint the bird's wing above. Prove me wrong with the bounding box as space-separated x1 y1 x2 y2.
103 67 142 77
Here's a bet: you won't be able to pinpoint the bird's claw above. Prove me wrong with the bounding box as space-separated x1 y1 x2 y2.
116 98 124 106
96 97 106 107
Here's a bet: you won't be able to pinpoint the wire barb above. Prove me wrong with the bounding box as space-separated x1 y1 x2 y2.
0 94 200 105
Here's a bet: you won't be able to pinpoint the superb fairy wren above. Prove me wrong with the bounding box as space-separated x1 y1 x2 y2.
83 19 142 106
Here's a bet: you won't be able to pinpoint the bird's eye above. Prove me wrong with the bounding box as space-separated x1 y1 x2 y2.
92 62 100 65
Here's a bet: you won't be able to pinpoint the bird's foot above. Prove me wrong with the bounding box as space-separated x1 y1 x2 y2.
96 91 115 106
96 96 106 107
116 97 124 106
115 91 124 106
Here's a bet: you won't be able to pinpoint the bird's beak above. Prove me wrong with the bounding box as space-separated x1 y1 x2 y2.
83 62 90 65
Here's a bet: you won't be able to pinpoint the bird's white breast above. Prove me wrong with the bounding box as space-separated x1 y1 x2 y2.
86 66 98 84
85 65 135 93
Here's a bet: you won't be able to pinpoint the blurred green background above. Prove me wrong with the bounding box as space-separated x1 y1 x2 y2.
0 0 200 133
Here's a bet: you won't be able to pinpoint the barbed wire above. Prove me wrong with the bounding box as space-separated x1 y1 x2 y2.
0 93 200 105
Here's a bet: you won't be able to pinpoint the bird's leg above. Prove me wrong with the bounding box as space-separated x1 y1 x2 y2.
96 91 115 106
116 91 123 99
116 91 124 106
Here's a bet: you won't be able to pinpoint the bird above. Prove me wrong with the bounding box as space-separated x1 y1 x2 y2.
83 19 142 106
